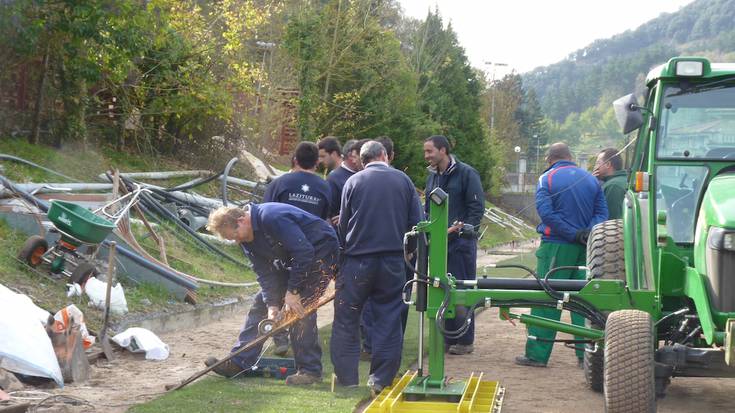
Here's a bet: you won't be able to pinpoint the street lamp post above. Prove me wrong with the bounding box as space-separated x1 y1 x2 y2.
484 61 508 134
533 134 541 174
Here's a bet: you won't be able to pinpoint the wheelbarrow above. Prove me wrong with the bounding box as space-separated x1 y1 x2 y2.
17 186 150 285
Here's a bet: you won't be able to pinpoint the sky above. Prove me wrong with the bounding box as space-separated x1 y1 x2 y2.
398 0 696 76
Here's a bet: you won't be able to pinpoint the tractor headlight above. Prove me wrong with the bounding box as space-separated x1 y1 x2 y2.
676 61 704 77
708 227 735 251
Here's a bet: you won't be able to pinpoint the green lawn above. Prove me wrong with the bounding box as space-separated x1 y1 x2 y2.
129 311 426 413
480 251 538 279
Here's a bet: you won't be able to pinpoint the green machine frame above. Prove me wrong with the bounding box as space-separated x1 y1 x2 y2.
402 189 640 399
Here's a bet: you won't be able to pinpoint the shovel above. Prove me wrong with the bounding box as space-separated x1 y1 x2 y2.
99 241 116 360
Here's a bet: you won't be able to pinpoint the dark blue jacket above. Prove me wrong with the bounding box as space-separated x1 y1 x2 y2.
536 160 608 243
424 156 485 228
263 171 331 219
241 203 338 307
326 165 356 218
340 162 423 256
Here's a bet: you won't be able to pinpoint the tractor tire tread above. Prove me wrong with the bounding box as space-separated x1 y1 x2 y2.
603 310 655 413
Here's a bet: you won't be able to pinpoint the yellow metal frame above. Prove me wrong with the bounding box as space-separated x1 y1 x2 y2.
364 370 504 413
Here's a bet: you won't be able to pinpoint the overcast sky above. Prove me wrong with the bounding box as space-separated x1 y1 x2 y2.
398 0 695 76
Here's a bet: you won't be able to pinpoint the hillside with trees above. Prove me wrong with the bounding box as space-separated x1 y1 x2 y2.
520 0 735 155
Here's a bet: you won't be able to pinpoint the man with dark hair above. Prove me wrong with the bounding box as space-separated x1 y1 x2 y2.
376 136 394 163
325 139 360 224
331 141 423 393
265 142 331 220
263 141 331 355
594 147 627 220
204 203 337 385
423 134 484 355
318 136 342 172
515 142 608 369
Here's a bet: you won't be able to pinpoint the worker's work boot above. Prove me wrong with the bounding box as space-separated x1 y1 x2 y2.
367 376 385 396
514 355 547 368
448 344 474 355
205 356 246 378
577 358 584 370
273 342 289 357
285 371 321 386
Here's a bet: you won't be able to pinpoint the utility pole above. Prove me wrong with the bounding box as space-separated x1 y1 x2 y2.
533 134 541 174
484 61 508 134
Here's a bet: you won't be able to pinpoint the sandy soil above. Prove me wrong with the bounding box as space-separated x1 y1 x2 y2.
38 286 339 412
21 245 735 412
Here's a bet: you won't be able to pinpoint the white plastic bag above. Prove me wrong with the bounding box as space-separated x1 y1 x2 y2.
84 277 128 315
52 304 95 349
0 283 63 387
112 328 169 361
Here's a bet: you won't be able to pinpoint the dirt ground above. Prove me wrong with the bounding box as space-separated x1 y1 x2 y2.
18 243 735 412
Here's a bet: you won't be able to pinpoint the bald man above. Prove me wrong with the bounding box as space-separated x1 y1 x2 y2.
515 142 608 369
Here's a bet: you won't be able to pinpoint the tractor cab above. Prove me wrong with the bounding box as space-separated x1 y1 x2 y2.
614 56 735 329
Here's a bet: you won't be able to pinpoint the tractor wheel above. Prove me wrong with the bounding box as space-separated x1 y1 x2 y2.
587 219 625 282
603 310 656 413
584 219 625 392
583 321 604 392
70 262 98 286
18 235 48 267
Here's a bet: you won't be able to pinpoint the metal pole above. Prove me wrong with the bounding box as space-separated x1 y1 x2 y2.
535 134 541 174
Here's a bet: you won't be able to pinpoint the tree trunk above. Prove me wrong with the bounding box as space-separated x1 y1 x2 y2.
29 45 50 145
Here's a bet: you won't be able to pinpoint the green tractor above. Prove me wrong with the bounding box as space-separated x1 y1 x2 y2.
584 56 735 409
365 57 735 413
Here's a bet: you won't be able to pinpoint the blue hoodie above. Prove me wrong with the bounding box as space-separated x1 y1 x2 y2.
536 160 608 243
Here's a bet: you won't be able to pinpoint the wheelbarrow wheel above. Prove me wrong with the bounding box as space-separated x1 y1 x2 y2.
18 235 48 267
71 262 98 286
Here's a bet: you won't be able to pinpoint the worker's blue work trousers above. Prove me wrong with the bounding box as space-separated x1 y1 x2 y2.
331 254 405 387
230 257 335 377
361 265 412 353
445 237 477 346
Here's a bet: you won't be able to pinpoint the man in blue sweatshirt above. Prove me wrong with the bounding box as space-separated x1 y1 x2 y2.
263 141 332 355
331 141 423 393
265 141 331 220
205 203 338 385
515 142 608 369
424 135 485 355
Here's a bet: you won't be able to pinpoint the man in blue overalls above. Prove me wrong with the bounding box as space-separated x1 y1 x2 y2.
424 135 485 355
205 203 338 385
264 141 332 355
331 141 423 393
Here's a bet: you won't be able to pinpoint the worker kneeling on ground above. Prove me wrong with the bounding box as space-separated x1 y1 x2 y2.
206 203 338 385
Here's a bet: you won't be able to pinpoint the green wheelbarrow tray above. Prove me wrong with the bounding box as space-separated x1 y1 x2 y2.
48 200 116 245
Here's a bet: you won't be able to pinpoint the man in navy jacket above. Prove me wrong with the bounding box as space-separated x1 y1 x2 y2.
515 142 608 369
331 141 423 393
325 139 360 224
205 203 338 385
424 135 485 355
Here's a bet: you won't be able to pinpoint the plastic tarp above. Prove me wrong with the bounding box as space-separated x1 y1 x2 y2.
0 283 63 387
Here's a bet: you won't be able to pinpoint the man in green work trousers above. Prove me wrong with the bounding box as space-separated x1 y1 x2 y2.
593 148 627 220
515 143 608 368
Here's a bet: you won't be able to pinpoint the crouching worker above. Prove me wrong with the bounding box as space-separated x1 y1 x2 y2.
205 203 338 385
